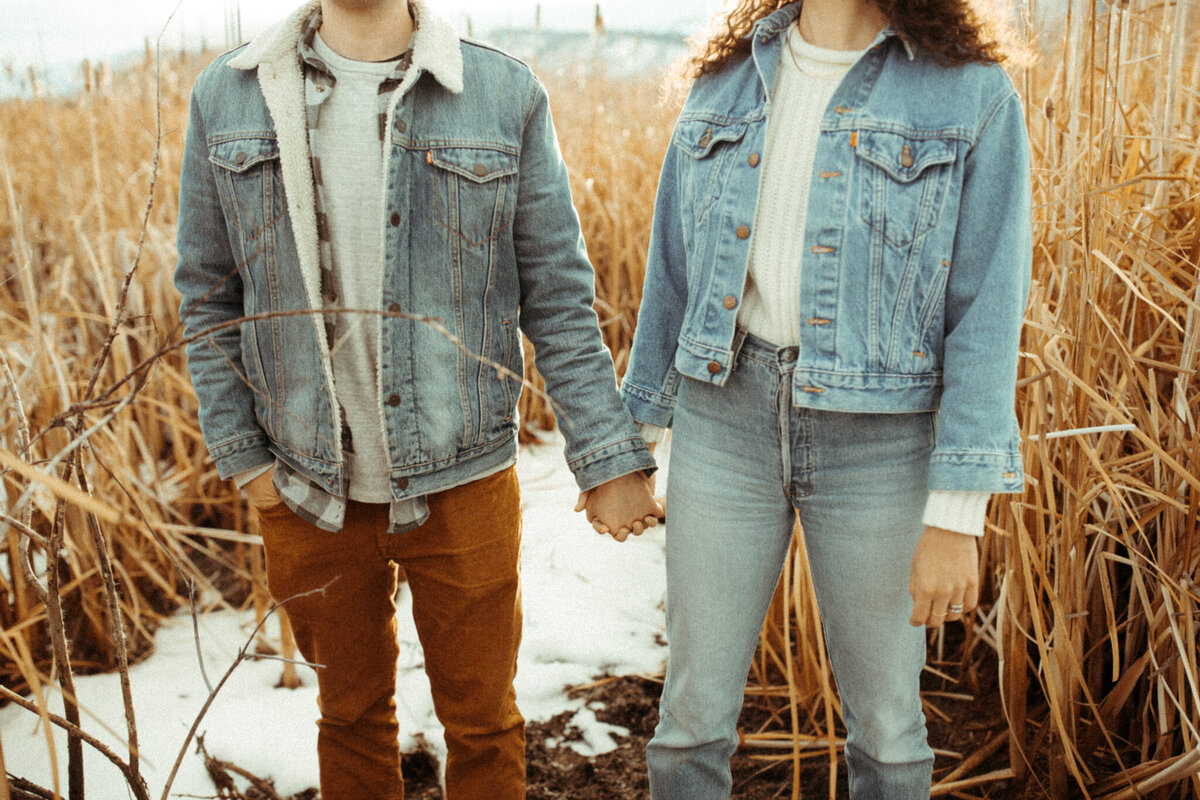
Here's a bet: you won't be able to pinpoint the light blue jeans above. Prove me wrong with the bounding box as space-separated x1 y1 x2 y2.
647 332 935 800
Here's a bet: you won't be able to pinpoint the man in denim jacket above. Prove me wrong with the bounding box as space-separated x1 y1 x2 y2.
174 1 659 797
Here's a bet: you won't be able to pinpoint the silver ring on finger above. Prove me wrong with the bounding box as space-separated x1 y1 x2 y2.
948 604 964 614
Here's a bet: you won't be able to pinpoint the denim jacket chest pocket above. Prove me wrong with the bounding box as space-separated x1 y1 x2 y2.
208 136 284 250
425 145 519 247
853 130 957 249
673 118 749 223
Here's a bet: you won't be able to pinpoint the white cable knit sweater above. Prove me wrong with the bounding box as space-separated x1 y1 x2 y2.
738 26 860 348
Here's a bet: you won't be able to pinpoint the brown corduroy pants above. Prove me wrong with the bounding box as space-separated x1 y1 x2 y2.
257 466 525 800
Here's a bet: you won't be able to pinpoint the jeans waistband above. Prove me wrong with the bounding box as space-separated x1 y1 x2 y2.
735 327 800 370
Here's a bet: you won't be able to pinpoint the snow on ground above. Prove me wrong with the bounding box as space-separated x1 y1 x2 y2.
1 435 668 797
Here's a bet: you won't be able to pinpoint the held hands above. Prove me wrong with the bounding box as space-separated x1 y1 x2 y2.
574 471 665 543
243 466 281 510
909 525 980 627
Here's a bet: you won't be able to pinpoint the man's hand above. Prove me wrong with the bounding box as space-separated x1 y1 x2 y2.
909 526 980 627
574 472 664 542
244 467 281 510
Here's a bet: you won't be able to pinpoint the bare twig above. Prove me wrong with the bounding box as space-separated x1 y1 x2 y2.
159 580 337 800
0 685 148 795
76 458 146 799
45 494 84 800
81 0 184 401
197 734 286 800
0 514 49 603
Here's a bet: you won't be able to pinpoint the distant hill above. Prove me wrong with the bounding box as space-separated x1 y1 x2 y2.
477 27 691 76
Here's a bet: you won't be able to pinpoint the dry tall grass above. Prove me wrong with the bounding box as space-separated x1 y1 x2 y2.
1 0 1197 797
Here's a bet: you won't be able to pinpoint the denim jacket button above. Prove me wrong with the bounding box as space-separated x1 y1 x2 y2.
748 153 760 167
396 477 409 490
723 295 737 310
234 151 247 166
473 163 488 177
395 119 407 133
707 361 722 374
387 303 401 314
387 393 402 407
736 225 750 239
390 212 401 227
782 347 798 363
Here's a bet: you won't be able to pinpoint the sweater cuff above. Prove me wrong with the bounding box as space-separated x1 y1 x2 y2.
635 421 669 446
922 491 991 537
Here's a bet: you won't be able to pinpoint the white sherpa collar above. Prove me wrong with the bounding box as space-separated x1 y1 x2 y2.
228 0 464 95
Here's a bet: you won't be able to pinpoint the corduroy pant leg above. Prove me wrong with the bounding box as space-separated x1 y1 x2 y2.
382 465 525 800
258 500 404 800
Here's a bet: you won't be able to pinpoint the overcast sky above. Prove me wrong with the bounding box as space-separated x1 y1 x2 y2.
0 0 725 71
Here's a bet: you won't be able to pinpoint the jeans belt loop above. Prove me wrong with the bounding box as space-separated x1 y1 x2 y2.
731 325 749 372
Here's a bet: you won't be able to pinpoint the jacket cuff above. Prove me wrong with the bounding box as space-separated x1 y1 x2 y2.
211 436 274 481
569 438 658 492
922 491 991 537
232 461 275 490
928 450 1024 493
620 383 675 429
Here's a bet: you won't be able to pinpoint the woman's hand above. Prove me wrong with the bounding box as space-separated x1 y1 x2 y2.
908 526 980 627
244 466 281 510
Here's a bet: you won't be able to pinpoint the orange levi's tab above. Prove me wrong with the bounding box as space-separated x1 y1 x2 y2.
426 151 434 164
850 131 858 147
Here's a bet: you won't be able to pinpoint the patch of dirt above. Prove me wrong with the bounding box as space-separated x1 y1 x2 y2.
398 667 1035 800
212 654 1081 799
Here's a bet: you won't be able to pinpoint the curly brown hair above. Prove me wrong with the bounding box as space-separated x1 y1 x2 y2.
690 0 1007 79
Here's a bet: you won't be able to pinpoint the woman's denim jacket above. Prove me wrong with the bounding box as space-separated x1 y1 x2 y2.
175 1 654 499
621 4 1032 494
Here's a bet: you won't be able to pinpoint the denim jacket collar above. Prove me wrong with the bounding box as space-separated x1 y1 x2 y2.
228 0 464 96
750 3 916 63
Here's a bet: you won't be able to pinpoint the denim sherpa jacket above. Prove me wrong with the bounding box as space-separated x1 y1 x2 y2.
175 0 654 499
621 3 1032 494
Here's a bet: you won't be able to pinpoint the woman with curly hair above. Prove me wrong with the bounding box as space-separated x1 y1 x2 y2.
619 0 1031 797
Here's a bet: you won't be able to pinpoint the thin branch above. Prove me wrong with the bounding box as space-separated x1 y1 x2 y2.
0 686 145 793
244 653 324 669
46 494 84 800
80 0 185 400
158 580 337 800
0 514 49 603
76 459 146 799
87 447 213 692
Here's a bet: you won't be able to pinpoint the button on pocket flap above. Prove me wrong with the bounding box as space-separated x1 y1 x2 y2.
208 137 280 173
854 131 955 183
673 119 747 159
429 147 518 183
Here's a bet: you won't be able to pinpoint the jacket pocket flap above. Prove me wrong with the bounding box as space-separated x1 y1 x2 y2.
854 131 955 183
673 119 748 159
208 137 280 173
429 147 518 183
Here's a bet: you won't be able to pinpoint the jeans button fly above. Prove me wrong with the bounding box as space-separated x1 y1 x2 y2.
781 347 798 363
